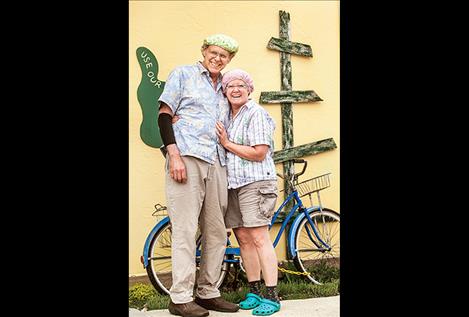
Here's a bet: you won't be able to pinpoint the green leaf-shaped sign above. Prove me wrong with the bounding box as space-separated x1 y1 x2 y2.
136 47 165 148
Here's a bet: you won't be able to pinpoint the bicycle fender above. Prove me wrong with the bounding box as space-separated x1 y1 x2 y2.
142 217 170 268
287 206 321 258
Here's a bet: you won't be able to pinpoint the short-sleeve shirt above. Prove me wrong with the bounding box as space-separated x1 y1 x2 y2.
225 99 277 189
158 62 229 165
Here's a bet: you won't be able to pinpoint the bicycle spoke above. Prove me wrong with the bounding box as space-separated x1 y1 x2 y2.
294 209 340 284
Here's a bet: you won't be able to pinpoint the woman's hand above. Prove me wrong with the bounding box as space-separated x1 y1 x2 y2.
215 121 229 147
216 121 269 161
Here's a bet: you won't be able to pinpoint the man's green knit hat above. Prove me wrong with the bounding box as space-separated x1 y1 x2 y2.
203 34 239 54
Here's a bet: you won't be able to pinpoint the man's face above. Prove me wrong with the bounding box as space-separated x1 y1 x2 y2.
202 45 232 76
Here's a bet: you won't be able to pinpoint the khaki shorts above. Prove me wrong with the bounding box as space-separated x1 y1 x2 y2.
225 180 278 228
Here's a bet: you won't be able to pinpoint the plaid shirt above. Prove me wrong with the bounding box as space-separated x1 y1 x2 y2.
225 100 277 189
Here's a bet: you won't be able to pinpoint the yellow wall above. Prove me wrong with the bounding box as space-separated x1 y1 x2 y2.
129 0 340 277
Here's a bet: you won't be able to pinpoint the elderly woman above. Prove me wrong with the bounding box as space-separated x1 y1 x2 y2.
215 69 281 316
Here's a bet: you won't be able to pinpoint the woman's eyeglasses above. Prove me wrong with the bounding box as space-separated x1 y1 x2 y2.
226 84 248 90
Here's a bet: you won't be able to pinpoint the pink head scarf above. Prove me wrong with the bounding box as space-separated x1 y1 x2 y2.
222 69 254 94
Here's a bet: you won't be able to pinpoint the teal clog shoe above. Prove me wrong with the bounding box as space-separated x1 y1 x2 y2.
252 298 281 316
239 293 263 310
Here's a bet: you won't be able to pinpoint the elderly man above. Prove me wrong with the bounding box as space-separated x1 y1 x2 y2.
157 34 240 317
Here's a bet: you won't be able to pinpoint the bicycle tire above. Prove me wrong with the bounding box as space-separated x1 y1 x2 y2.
292 208 340 285
146 221 230 295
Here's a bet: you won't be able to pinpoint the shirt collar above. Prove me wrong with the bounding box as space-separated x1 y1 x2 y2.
244 99 254 109
230 99 254 121
197 61 222 89
197 61 222 79
196 61 208 75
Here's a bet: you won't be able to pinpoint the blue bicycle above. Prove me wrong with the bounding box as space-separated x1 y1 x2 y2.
141 159 340 295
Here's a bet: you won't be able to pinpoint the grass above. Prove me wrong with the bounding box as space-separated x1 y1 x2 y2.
129 262 339 311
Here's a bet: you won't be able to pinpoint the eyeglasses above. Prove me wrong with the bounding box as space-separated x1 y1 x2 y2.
207 50 230 61
226 84 248 90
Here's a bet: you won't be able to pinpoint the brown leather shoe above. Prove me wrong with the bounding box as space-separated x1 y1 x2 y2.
194 296 240 312
168 300 209 317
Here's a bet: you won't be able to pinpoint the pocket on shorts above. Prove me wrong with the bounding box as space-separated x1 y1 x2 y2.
258 185 278 218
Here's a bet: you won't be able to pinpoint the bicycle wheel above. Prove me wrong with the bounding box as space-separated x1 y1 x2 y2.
293 208 340 284
146 222 230 295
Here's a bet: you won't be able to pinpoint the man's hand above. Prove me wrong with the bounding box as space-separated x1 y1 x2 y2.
166 144 187 183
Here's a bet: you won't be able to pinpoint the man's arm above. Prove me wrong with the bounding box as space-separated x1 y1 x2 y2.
158 102 187 183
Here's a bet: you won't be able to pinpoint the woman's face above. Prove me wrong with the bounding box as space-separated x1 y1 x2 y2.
225 79 250 107
201 45 232 76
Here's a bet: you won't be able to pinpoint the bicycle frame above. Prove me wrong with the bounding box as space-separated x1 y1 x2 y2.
270 190 304 247
270 189 332 259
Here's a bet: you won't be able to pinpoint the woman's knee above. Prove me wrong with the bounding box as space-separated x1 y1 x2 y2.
239 228 266 249
233 228 252 246
248 227 271 249
251 234 267 249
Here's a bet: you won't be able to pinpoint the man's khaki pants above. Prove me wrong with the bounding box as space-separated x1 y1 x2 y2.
165 156 228 304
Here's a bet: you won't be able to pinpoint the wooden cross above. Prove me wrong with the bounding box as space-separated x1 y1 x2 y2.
260 10 337 212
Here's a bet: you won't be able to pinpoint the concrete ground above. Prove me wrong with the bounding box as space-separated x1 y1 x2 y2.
129 295 340 317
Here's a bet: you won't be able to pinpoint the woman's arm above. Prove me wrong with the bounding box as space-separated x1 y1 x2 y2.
216 121 269 162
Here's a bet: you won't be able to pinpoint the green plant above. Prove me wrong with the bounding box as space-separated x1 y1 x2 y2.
308 260 340 283
278 280 339 300
221 286 248 304
129 283 159 309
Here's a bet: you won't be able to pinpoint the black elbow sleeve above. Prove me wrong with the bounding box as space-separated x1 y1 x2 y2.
158 113 176 146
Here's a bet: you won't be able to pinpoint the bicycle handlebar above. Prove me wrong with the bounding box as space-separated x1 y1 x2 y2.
294 159 308 178
152 203 167 216
276 159 308 182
